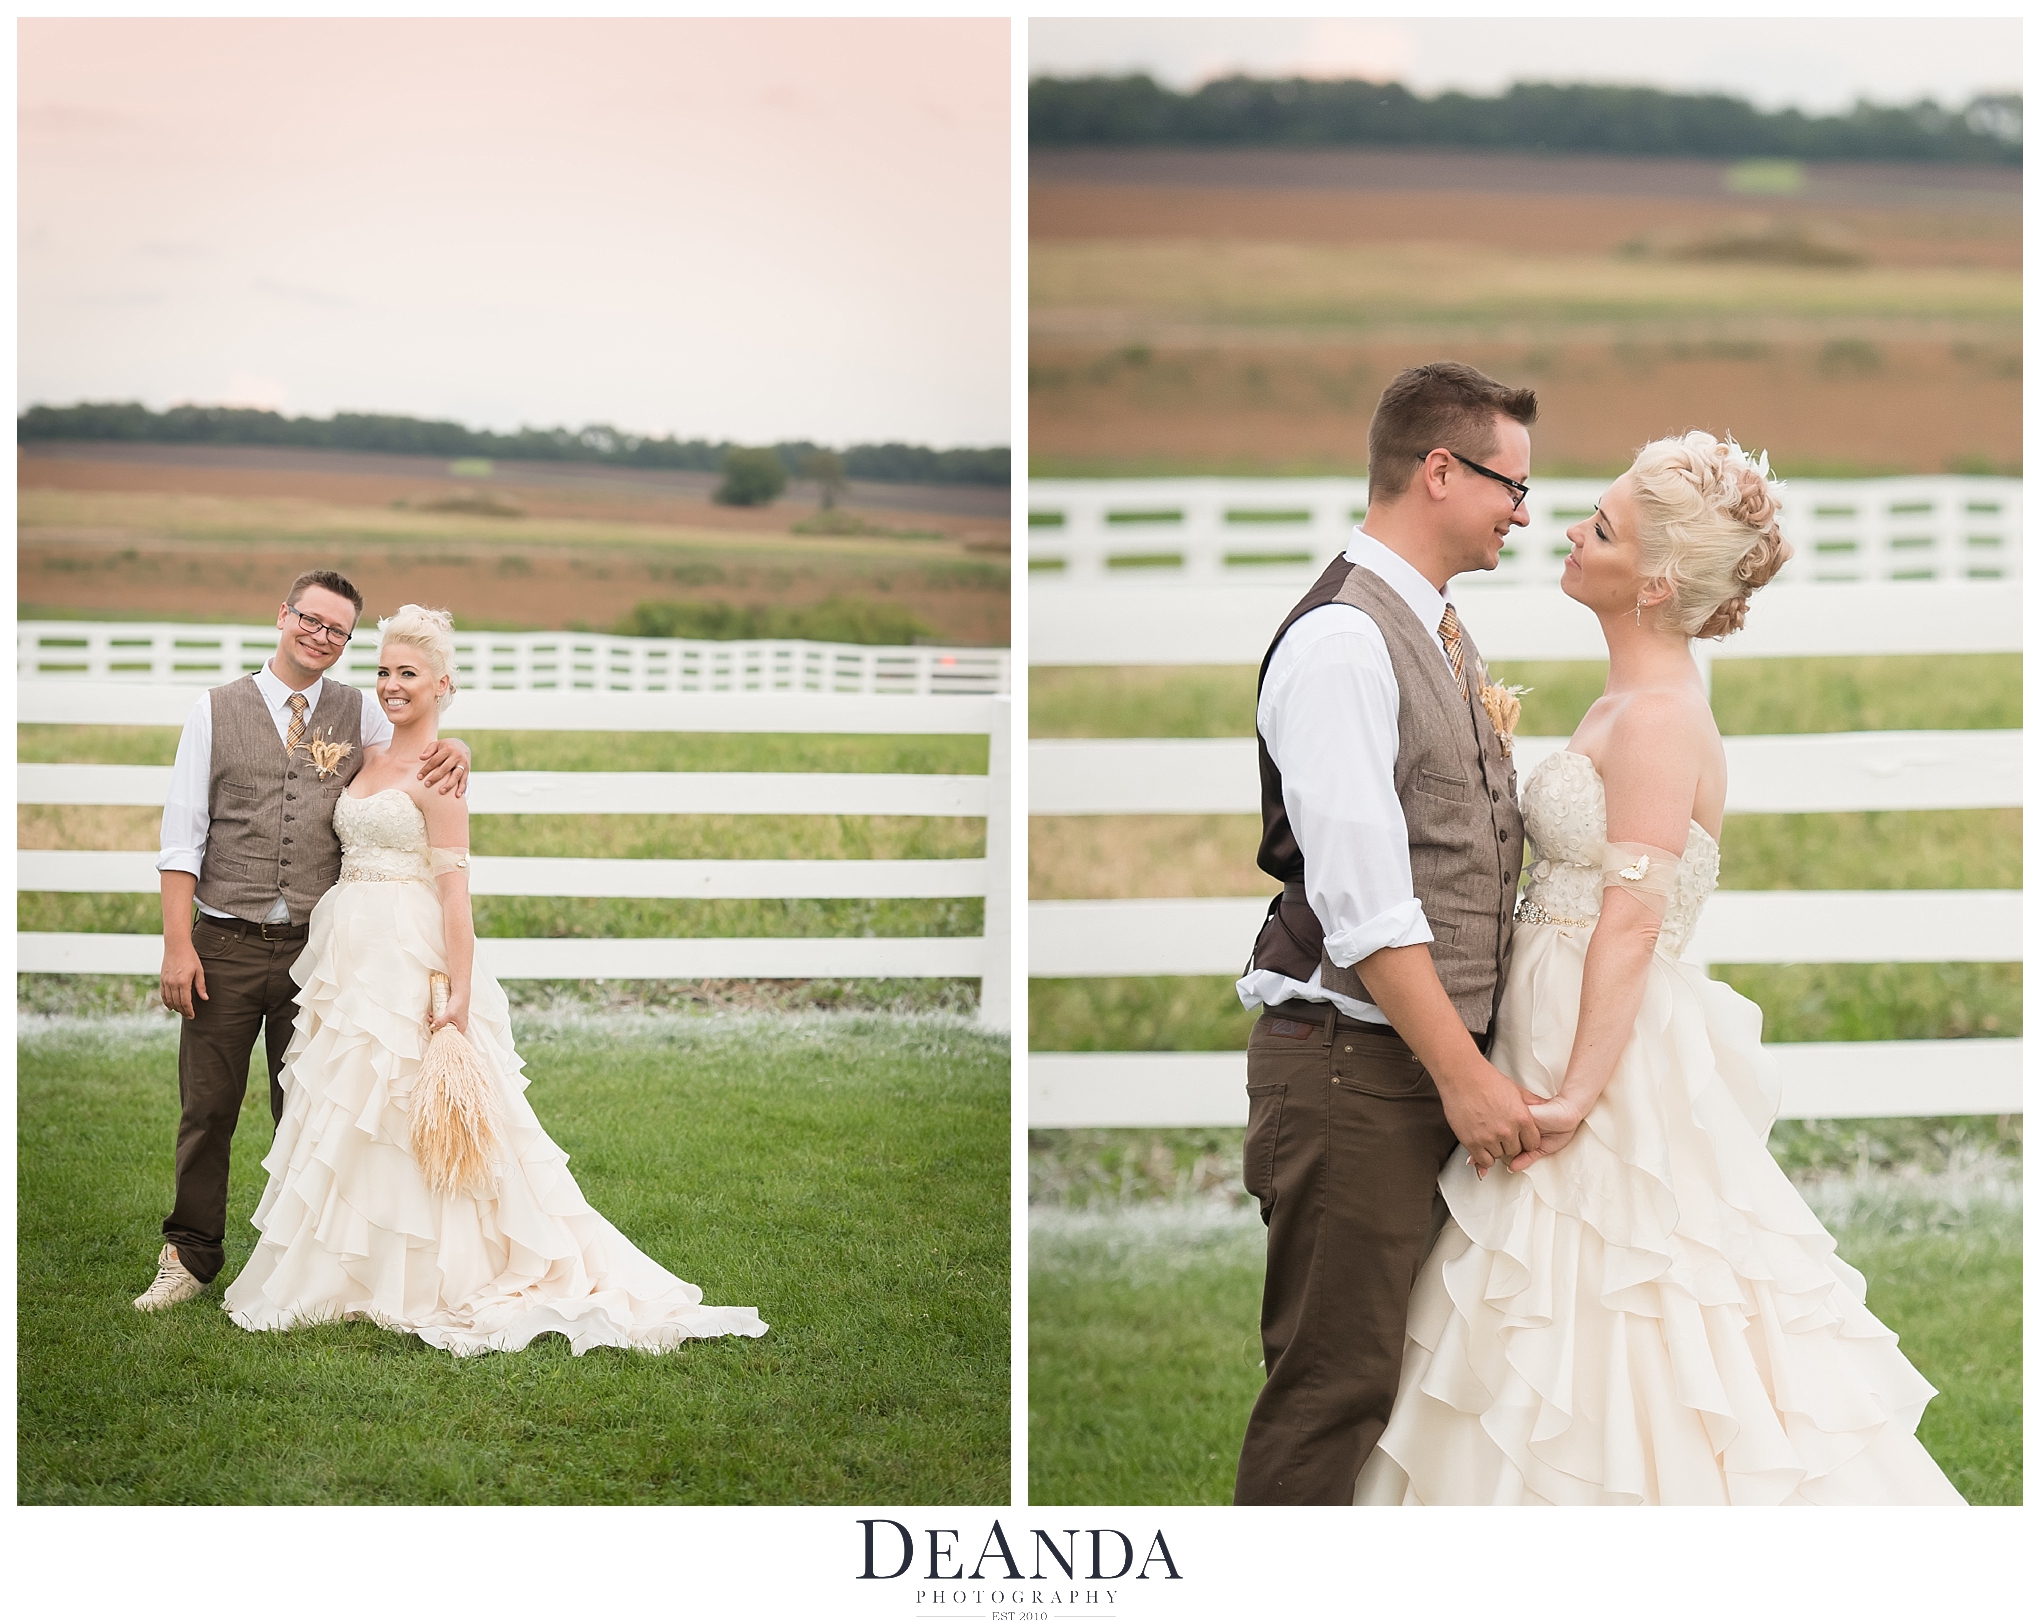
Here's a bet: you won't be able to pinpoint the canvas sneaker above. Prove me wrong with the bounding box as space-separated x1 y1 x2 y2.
133 1243 206 1311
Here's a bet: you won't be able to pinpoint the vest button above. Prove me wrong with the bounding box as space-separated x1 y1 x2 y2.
1492 789 1501 803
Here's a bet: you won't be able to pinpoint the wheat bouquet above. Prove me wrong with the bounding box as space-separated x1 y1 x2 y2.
411 971 501 1196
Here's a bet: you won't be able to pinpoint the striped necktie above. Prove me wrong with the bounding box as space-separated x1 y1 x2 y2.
1438 604 1468 700
286 692 308 755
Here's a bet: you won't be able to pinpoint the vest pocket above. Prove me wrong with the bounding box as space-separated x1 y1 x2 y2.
218 779 257 801
1413 768 1471 805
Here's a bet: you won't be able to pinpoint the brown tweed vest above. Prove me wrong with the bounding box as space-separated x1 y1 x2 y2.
1249 554 1526 1033
195 675 366 925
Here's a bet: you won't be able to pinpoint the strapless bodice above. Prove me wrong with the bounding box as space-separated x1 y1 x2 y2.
1514 749 1719 957
334 788 432 884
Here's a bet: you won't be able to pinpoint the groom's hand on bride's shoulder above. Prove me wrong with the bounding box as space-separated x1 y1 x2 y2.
416 738 472 798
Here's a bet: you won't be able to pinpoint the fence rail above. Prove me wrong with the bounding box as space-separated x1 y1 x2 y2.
18 622 1012 696
1029 475 2020 588
18 682 1012 1029
1031 731 2022 817
1026 481 2023 1123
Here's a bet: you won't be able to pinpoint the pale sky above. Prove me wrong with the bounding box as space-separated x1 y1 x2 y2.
1029 17 2020 116
20 18 1010 448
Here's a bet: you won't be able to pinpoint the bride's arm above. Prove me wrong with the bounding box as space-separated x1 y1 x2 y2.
1511 695 1701 1169
421 790 475 1033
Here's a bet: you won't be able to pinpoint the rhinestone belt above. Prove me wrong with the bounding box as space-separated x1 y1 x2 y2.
1514 896 1596 928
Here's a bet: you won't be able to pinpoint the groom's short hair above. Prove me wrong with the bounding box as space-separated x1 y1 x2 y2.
285 570 364 622
1367 362 1538 507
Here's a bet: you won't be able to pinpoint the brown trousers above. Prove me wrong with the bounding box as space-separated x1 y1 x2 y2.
161 915 308 1284
1233 1004 1464 1505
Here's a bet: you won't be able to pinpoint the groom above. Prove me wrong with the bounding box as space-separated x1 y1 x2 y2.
134 570 471 1310
1233 362 1542 1503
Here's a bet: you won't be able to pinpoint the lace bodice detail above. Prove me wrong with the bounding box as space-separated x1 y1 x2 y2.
1516 750 1719 957
334 789 433 883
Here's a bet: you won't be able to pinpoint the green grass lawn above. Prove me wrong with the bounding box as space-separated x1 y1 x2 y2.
1029 1187 2020 1506
18 1011 1008 1505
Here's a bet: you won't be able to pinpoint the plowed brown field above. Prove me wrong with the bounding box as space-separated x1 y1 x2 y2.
1030 148 2020 476
18 454 1011 644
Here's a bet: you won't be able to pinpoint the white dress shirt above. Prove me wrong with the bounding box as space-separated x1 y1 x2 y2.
1236 528 1467 1025
158 661 393 923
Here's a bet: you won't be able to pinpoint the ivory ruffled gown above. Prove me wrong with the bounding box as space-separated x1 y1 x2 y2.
1354 750 1962 1504
223 788 768 1356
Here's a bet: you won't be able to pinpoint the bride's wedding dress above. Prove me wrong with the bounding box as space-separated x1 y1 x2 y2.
1355 749 1962 1504
223 787 768 1356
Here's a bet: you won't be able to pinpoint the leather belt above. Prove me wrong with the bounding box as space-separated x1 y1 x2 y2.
1261 999 1492 1055
197 915 308 942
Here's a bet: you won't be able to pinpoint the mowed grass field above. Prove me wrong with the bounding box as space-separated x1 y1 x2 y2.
1026 650 2021 1504
19 1011 1008 1504
1029 150 2019 475
1030 1182 2020 1506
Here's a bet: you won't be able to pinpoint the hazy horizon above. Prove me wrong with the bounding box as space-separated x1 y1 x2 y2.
1028 18 2020 116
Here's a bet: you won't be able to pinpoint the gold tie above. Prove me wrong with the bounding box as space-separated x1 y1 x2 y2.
286 692 308 756
1438 605 1468 700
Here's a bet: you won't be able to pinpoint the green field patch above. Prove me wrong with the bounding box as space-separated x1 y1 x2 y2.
18 1013 1008 1504
1028 963 2021 1053
1028 1192 2018 1505
18 725 989 776
1029 654 2020 740
22 893 985 942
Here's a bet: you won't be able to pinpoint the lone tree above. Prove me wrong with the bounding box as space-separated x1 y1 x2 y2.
714 446 788 507
801 448 849 509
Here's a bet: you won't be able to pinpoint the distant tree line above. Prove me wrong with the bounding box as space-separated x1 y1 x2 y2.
1030 75 2021 165
16 401 1009 487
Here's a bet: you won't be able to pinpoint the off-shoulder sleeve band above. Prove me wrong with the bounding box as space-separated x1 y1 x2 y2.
429 846 471 878
1601 840 1681 918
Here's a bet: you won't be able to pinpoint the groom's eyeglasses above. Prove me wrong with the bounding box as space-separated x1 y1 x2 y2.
1447 451 1530 514
282 604 356 646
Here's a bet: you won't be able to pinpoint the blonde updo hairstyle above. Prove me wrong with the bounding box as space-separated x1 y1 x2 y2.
376 604 458 710
1627 431 1793 639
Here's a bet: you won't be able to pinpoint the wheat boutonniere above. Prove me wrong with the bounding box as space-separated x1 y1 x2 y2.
1478 679 1532 757
302 728 355 780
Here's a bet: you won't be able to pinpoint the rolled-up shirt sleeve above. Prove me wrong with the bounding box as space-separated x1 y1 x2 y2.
1262 612 1435 968
156 692 214 879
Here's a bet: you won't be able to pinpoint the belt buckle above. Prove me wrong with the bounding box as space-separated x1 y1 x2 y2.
259 920 282 941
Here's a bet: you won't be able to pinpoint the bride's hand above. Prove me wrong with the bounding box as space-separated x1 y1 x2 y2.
1508 1094 1586 1172
430 986 472 1036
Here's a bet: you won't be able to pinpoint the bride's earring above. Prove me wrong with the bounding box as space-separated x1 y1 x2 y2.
1634 598 1644 626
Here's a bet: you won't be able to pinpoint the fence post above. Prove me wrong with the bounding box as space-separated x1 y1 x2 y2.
978 694 1013 1031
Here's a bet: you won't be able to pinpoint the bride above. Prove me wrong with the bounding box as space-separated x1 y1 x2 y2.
1354 433 1963 1504
223 605 767 1356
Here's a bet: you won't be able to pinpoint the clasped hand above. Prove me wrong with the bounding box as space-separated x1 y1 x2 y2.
1507 1093 1586 1173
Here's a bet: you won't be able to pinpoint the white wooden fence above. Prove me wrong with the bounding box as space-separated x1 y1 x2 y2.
18 623 1012 697
1028 480 2023 1124
18 683 1013 1031
1028 475 2020 587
